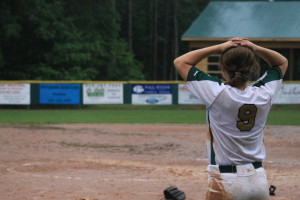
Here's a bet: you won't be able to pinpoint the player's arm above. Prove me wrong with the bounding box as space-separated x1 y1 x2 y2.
240 40 288 76
173 41 238 81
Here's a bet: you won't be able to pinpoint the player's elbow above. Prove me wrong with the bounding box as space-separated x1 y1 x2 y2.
279 57 289 76
173 57 184 70
283 57 288 68
173 57 180 68
173 58 191 81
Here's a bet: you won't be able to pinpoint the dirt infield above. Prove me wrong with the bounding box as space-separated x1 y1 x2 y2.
0 124 299 200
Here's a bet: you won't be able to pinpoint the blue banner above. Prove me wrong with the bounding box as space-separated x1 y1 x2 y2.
40 84 80 104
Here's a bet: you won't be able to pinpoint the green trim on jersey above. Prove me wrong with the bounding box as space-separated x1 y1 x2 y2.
253 67 283 87
187 67 222 85
207 111 216 165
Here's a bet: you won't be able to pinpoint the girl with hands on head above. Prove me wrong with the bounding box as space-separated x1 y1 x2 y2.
173 38 287 199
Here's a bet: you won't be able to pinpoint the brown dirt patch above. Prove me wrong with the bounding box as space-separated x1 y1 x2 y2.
0 124 299 200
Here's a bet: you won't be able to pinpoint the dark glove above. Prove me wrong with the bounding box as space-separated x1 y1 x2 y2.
163 186 186 200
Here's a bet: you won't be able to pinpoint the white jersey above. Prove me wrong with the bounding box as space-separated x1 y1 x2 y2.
186 66 283 165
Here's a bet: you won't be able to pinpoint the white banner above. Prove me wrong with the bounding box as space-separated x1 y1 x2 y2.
178 83 300 105
0 84 30 105
83 83 123 104
274 84 300 104
131 84 172 105
178 84 204 105
132 94 172 105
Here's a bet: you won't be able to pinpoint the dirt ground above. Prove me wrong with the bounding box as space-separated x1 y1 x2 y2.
0 123 299 200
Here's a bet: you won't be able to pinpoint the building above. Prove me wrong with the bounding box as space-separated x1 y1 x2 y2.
182 1 300 80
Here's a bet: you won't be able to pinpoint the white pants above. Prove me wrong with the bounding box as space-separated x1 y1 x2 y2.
206 164 269 200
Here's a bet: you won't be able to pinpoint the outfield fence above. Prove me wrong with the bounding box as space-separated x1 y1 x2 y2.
0 81 300 106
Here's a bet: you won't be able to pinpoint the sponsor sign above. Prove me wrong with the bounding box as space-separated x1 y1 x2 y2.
40 84 80 104
0 84 30 105
178 83 300 105
83 83 123 104
132 84 172 105
178 84 204 105
274 84 300 104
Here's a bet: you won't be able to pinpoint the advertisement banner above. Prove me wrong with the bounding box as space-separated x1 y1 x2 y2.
0 84 30 105
132 84 172 105
83 83 123 104
178 84 204 105
274 84 300 104
178 83 300 105
40 84 80 104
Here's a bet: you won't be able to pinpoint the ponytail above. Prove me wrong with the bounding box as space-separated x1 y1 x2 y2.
220 46 259 88
226 71 249 87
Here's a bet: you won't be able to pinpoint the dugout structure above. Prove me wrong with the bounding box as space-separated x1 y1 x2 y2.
182 1 300 81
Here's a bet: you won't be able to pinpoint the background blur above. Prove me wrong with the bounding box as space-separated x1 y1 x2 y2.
1 0 299 82
0 0 212 81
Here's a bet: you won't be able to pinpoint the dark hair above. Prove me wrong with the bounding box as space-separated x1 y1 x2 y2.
220 45 259 87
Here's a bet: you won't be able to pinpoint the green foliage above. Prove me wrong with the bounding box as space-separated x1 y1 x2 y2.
116 0 210 80
0 0 208 81
108 39 144 80
0 0 144 80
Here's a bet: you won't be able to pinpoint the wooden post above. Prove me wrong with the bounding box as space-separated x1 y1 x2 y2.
289 49 294 80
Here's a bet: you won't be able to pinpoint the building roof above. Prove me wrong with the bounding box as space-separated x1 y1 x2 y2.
182 1 300 41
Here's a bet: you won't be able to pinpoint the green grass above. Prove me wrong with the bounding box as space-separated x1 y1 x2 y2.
0 105 299 125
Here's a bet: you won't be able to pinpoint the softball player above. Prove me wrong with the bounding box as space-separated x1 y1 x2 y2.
174 38 288 199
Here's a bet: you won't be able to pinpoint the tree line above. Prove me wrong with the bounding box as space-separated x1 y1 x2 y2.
0 0 209 81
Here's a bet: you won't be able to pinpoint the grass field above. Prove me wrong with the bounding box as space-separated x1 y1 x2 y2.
0 105 299 125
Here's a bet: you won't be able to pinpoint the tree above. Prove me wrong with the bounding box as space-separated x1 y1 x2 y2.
116 0 210 80
152 0 158 80
0 0 210 81
127 0 133 53
0 0 144 80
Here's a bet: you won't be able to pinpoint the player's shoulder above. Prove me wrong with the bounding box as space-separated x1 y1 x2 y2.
252 67 283 88
222 85 270 99
187 66 222 84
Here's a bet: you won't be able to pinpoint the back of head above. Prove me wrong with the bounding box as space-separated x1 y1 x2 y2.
220 45 259 87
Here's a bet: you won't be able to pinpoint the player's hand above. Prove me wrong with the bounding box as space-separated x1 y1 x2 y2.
218 40 239 52
227 37 258 52
228 37 248 42
219 37 249 52
238 40 258 52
